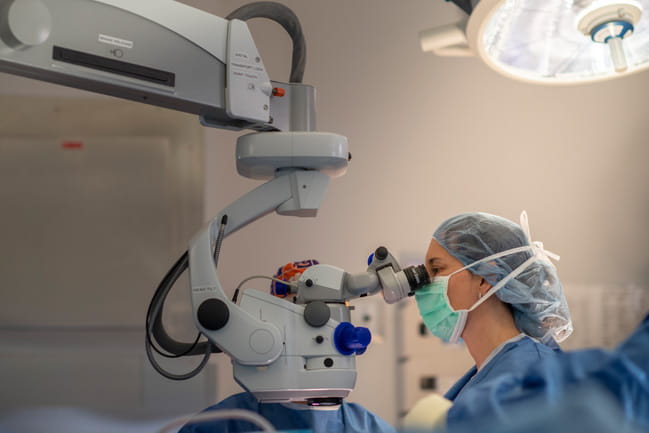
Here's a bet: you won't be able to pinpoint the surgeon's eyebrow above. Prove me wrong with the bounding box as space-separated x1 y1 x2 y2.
427 257 443 265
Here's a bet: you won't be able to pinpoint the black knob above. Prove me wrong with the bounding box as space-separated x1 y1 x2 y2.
197 298 230 331
375 246 388 261
305 279 314 287
304 301 331 327
324 358 334 368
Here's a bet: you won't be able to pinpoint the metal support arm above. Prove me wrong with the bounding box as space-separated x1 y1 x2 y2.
189 170 330 365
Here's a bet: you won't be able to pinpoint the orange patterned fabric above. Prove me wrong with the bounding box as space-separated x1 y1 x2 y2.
271 259 320 297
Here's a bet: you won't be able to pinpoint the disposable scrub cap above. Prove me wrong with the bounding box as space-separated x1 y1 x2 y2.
433 212 573 343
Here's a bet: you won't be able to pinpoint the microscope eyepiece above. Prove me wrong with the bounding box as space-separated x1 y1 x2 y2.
403 264 430 290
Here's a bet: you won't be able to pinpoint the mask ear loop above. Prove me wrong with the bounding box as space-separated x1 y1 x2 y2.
447 211 560 313
466 254 537 312
443 246 532 314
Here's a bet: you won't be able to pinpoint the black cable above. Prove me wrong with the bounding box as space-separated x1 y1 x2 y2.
144 215 230 380
146 252 187 356
213 215 228 263
226 2 307 83
145 332 212 381
146 252 221 355
146 251 215 357
144 251 216 379
449 0 473 15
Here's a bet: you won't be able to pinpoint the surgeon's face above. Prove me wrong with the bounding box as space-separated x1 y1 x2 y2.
424 239 483 310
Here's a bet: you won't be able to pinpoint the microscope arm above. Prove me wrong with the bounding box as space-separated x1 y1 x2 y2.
189 170 331 366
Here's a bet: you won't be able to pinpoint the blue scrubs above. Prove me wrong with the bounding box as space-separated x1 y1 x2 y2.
444 335 560 428
443 314 649 432
178 392 395 433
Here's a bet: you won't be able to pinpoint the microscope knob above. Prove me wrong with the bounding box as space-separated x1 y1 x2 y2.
0 0 52 49
304 301 330 327
197 298 230 331
367 246 388 265
334 322 372 356
375 246 388 261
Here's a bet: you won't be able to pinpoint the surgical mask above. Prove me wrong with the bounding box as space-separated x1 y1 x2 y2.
414 273 467 343
415 220 560 344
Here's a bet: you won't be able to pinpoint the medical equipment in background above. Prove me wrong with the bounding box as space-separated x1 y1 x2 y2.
0 0 431 405
423 0 649 84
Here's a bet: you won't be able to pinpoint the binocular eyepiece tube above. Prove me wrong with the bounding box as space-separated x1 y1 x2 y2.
380 264 430 304
402 264 430 292
370 246 430 303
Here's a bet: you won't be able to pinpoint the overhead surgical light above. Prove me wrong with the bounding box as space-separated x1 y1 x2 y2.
421 0 649 84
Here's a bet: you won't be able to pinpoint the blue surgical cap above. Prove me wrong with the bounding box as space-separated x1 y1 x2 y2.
433 212 573 343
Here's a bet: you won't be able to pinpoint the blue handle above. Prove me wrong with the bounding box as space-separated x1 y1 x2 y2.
334 322 372 356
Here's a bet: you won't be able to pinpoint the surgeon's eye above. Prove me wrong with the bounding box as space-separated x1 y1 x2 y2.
428 267 440 276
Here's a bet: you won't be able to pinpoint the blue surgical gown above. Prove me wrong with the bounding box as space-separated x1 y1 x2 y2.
177 392 395 433
442 314 649 433
444 335 560 428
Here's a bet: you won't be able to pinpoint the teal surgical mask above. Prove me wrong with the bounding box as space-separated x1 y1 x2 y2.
414 271 468 344
415 238 559 344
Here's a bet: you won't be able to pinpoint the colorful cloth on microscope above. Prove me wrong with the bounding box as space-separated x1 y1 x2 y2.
177 392 395 433
271 259 319 297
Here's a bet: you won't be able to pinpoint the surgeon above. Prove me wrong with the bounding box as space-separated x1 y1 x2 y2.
414 211 572 428
178 260 395 433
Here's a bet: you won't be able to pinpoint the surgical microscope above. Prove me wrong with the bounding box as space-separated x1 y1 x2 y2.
0 0 430 405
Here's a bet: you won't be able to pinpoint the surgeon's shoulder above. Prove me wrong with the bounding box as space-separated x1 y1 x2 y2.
479 337 557 380
511 337 558 360
529 337 560 358
340 401 396 433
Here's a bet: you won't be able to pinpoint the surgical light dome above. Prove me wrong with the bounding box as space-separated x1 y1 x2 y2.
421 0 649 85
